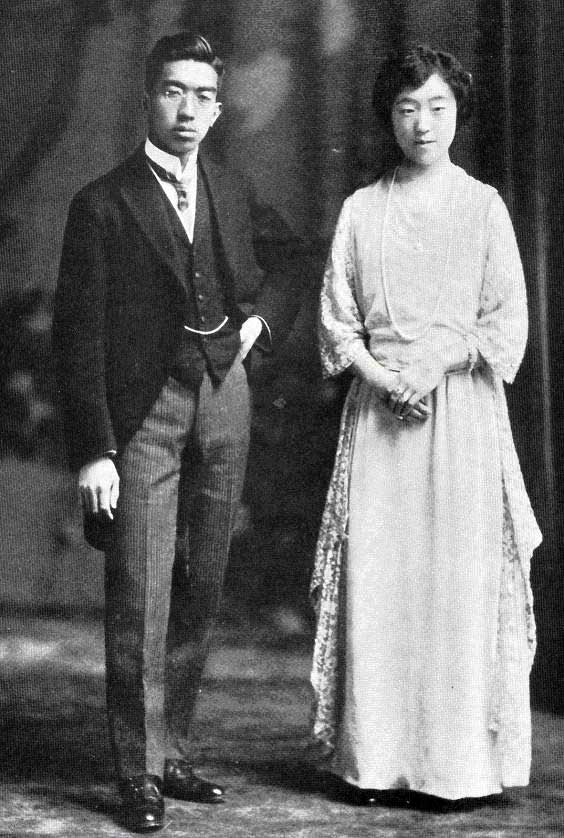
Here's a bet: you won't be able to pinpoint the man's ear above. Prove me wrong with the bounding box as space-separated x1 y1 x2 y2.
212 102 223 124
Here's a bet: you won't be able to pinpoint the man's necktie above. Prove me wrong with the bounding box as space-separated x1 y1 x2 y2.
147 159 192 211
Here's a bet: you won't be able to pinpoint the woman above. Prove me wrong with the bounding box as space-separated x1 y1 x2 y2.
310 45 541 803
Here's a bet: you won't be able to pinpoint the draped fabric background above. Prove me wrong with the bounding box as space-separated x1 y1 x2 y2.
0 0 562 706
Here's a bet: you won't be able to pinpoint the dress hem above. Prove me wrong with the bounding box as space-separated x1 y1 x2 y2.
330 769 530 801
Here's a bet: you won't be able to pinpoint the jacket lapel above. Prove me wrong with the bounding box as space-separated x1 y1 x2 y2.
119 147 189 287
198 152 244 281
119 147 247 293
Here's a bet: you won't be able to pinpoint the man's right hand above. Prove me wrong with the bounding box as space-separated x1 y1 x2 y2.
78 456 120 519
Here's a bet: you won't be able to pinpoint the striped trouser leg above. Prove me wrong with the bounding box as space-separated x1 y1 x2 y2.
104 376 198 779
165 358 250 758
104 359 250 778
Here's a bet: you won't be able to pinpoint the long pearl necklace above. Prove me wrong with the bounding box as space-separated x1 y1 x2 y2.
380 166 455 342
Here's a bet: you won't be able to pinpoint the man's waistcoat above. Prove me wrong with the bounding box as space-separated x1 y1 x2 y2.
164 165 240 389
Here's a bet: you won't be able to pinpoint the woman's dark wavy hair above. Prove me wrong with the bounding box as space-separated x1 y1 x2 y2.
372 45 473 132
145 32 224 93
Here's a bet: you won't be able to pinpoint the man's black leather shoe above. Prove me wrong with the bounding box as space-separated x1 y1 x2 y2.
163 759 225 803
119 774 165 833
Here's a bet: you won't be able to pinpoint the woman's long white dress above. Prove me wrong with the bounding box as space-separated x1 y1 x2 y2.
311 165 542 800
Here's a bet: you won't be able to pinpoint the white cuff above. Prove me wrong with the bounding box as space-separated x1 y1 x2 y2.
250 315 272 344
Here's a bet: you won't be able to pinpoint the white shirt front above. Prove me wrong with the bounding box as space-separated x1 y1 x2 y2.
145 138 197 242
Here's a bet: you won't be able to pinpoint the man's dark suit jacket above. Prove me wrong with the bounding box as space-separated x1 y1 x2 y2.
53 145 304 473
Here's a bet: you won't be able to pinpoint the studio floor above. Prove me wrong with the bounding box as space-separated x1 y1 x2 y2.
1 613 564 837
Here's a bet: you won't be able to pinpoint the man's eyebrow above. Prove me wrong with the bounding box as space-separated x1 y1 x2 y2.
162 80 217 93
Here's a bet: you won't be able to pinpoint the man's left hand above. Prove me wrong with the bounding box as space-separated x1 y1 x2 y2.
239 317 263 360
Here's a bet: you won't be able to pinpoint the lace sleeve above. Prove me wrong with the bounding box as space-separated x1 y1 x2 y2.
319 198 367 378
471 193 528 383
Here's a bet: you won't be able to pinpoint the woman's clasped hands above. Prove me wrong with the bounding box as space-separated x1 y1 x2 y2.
387 381 430 423
386 354 446 423
352 348 447 424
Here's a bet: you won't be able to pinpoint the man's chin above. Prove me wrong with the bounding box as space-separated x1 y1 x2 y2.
173 133 199 149
156 136 199 157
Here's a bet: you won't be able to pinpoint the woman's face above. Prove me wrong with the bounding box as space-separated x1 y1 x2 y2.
391 72 457 169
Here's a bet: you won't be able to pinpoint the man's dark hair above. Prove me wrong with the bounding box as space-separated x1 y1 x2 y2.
373 44 473 132
145 32 224 93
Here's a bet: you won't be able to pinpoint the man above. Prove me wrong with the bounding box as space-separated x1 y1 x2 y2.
52 32 302 833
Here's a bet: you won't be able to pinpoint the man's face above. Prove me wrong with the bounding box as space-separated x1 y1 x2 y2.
145 60 222 162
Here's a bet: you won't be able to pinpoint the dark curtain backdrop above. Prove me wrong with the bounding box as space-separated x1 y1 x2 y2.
1 0 563 706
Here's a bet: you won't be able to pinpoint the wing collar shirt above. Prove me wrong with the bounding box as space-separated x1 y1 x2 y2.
145 137 198 243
